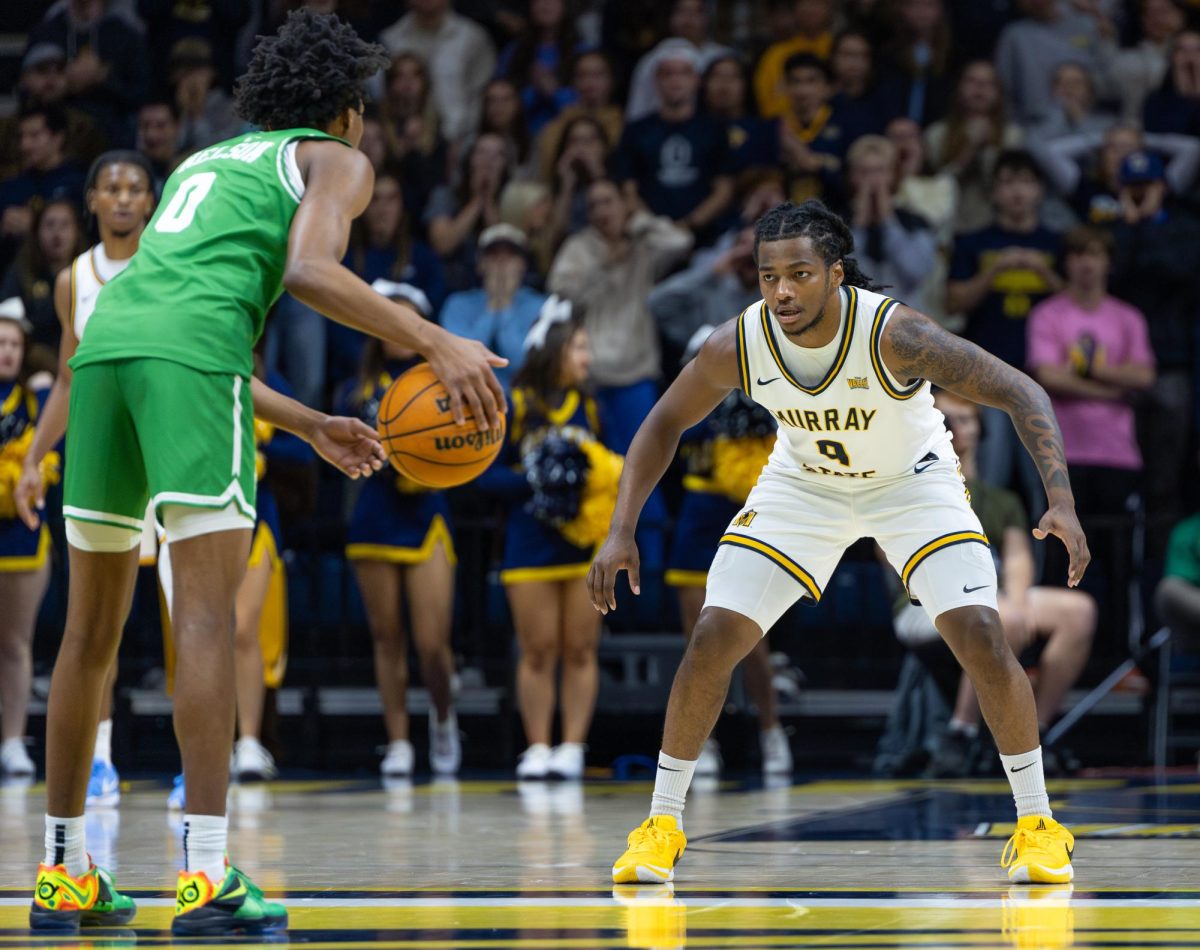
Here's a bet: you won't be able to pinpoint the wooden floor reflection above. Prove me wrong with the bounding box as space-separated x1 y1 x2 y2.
1 773 1198 947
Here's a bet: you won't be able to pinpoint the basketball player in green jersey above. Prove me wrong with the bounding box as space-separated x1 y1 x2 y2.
28 11 506 936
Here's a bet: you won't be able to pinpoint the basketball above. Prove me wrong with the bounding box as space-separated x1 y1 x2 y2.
376 362 506 488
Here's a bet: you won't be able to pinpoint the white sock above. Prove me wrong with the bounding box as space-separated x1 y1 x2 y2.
45 815 88 876
94 719 113 765
1000 747 1052 818
649 751 696 825
948 717 978 738
183 814 228 883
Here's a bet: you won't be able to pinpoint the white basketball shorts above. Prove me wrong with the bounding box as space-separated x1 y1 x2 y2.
703 449 998 634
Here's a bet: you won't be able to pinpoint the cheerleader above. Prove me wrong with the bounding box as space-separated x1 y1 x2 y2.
664 327 792 778
13 151 155 797
0 301 55 777
336 280 460 778
480 297 613 780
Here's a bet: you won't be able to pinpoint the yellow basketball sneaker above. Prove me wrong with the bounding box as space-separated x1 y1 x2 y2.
613 816 687 884
29 861 137 932
1001 816 1075 883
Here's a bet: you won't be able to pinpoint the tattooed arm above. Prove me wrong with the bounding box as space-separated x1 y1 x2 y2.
880 305 1091 586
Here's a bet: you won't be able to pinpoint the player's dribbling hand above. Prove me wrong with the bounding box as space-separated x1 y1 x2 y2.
311 416 387 479
13 462 44 531
1033 504 1091 588
427 330 508 432
587 533 641 614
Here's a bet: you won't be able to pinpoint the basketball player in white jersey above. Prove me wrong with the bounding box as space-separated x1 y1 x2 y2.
592 200 1089 886
18 151 158 808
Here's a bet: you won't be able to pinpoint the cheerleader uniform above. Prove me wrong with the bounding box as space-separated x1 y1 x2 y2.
480 386 604 584
335 359 455 565
0 380 51 571
665 419 742 589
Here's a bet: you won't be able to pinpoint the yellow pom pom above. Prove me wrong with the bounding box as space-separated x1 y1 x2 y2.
559 439 624 548
710 434 775 503
0 428 37 519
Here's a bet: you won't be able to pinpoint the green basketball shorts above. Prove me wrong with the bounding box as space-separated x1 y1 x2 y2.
63 359 257 539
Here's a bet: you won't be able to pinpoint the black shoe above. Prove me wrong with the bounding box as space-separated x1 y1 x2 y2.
926 729 975 778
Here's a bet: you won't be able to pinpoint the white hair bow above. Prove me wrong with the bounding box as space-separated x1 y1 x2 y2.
524 294 573 352
371 279 433 318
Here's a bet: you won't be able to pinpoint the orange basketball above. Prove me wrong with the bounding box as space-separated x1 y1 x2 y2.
376 363 506 488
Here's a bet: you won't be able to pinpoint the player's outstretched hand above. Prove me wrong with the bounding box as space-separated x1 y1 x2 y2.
426 329 508 433
312 415 387 479
587 532 641 614
14 462 44 531
1033 504 1091 587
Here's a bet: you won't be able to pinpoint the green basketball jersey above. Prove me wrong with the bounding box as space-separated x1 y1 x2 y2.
71 128 346 378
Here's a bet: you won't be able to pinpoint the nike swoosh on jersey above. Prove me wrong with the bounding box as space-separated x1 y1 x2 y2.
756 376 780 386
913 451 939 474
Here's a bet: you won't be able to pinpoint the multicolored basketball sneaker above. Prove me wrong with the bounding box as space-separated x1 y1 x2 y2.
29 861 137 932
172 862 288 936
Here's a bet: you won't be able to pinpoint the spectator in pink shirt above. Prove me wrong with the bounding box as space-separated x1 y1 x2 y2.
1027 224 1155 592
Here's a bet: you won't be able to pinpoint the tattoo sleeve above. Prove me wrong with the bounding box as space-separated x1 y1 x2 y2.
884 309 1073 501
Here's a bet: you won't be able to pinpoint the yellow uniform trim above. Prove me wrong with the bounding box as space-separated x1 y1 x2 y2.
869 297 925 400
718 532 821 601
665 568 708 588
248 518 279 569
510 388 582 444
759 287 857 396
500 562 591 584
736 310 751 396
0 382 24 417
901 530 990 589
345 514 457 566
0 524 50 572
682 474 722 494
88 247 108 286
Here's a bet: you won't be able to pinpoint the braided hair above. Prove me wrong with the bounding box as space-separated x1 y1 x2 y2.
234 10 389 133
753 200 884 291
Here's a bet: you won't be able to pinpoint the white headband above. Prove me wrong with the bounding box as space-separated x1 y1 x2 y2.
524 294 573 352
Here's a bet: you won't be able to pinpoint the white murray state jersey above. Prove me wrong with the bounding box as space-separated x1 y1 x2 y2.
70 244 132 341
735 285 949 483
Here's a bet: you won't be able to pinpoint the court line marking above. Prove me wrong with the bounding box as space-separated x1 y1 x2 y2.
3 897 1199 909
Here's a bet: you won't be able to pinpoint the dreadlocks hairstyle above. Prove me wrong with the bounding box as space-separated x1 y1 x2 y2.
753 200 884 291
234 10 389 133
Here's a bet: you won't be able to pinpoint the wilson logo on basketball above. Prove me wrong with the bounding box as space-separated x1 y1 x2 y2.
434 429 505 453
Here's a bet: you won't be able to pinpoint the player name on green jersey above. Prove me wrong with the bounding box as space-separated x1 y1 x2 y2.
71 128 345 378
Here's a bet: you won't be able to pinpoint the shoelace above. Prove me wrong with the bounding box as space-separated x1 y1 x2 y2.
1000 828 1057 868
630 820 676 849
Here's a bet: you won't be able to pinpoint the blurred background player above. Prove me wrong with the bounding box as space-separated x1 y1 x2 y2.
479 298 610 781
14 149 156 804
335 279 461 780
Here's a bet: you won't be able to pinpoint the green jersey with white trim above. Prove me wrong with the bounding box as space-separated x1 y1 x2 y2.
71 128 345 377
